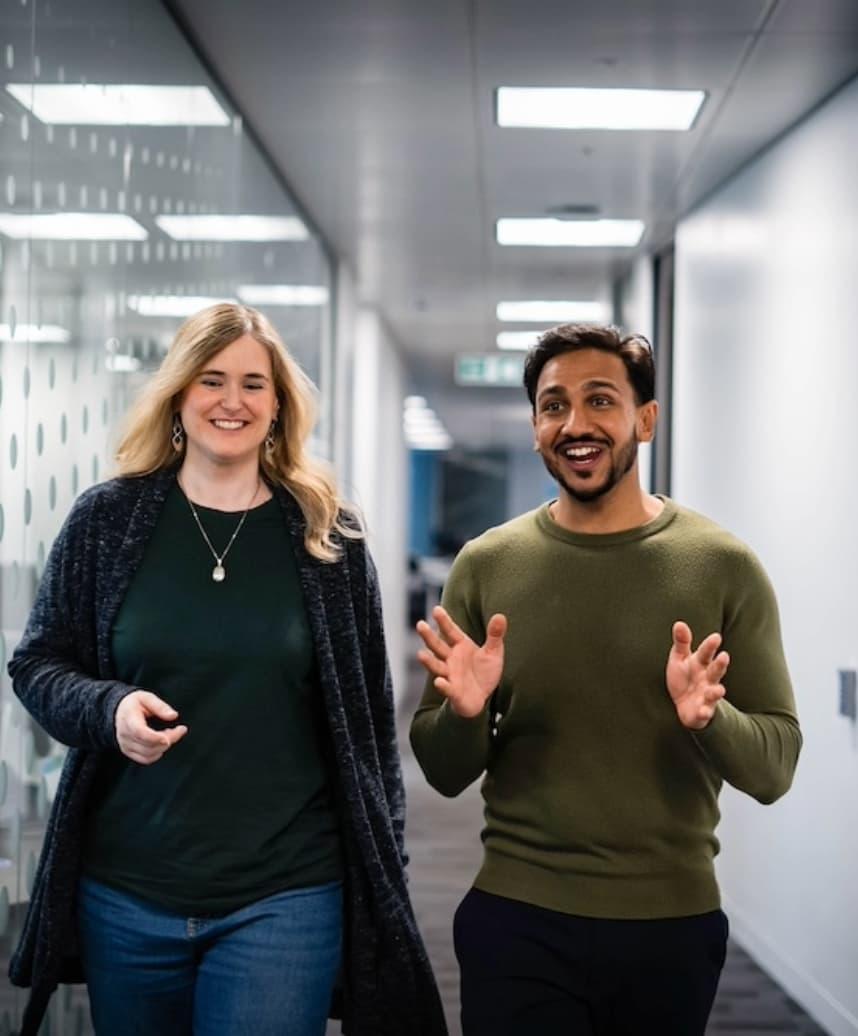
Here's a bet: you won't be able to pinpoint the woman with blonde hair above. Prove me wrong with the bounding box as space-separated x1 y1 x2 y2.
8 303 446 1036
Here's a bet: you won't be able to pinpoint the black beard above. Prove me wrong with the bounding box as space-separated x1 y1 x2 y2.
541 433 639 503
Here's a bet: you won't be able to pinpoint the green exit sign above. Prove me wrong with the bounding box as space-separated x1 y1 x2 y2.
455 353 525 387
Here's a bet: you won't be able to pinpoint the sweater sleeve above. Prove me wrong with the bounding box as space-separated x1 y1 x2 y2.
7 493 135 750
692 547 802 804
409 546 493 797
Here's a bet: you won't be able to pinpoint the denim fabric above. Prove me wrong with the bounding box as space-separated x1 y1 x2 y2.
77 876 343 1036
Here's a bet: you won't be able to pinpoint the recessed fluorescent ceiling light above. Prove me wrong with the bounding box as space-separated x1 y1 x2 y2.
497 331 540 351
497 218 643 247
127 295 236 317
404 409 445 427
5 83 230 126
405 416 445 431
106 354 142 373
156 215 308 242
0 212 147 240
0 323 70 343
497 87 705 131
409 434 453 451
403 398 452 450
238 284 328 306
497 301 609 323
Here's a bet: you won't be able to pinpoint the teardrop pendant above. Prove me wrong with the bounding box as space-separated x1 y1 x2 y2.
212 564 226 583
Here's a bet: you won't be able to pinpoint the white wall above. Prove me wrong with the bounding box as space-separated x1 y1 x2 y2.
674 76 858 1036
339 297 409 703
332 263 357 492
618 255 655 492
619 254 655 346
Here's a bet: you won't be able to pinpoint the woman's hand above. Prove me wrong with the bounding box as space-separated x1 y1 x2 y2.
115 690 188 765
416 605 507 718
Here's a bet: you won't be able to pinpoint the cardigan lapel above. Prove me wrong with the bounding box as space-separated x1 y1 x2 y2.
272 486 345 691
272 486 371 801
98 469 176 677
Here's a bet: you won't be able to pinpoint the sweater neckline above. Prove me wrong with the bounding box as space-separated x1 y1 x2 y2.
535 495 677 547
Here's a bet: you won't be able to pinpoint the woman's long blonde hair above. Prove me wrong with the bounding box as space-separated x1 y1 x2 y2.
115 303 362 561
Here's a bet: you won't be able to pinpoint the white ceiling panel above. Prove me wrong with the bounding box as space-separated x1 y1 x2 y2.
169 0 858 447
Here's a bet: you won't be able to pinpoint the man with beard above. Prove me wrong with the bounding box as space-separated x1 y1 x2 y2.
410 323 801 1036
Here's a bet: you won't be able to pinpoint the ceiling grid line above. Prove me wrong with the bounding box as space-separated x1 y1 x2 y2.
465 0 492 354
667 0 783 216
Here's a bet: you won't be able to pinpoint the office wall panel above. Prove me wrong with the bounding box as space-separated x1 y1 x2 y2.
674 73 858 1036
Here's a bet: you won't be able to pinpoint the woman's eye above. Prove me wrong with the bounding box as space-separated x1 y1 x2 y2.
201 379 222 388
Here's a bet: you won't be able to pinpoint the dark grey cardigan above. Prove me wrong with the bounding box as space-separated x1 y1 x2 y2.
7 468 447 1036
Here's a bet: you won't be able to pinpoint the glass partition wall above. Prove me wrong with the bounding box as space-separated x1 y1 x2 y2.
0 2 333 1030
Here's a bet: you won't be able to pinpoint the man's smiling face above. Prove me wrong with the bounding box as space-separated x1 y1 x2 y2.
532 348 656 504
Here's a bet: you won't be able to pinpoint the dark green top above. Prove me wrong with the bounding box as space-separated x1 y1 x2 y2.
410 498 802 920
84 486 342 914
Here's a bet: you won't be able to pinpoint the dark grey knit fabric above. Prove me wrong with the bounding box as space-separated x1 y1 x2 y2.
8 468 447 1036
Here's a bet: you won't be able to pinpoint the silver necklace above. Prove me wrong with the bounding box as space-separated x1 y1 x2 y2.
179 478 260 583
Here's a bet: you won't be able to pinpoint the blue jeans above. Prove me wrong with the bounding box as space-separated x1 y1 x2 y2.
77 876 343 1036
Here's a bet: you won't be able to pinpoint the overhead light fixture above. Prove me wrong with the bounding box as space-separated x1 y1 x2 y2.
410 437 453 451
156 215 308 242
496 87 705 131
497 301 609 323
497 218 643 247
404 413 445 429
5 83 230 126
0 212 147 240
106 354 142 373
0 323 70 343
237 284 328 306
403 397 452 451
127 295 236 317
497 331 540 351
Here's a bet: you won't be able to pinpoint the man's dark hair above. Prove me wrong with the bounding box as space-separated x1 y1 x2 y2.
523 323 655 408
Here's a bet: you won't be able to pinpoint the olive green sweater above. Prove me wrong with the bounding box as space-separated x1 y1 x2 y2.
410 499 801 920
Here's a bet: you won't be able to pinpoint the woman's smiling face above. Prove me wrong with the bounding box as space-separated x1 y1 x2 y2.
179 333 278 468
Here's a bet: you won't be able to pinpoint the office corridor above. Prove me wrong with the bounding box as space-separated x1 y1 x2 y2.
396 640 827 1036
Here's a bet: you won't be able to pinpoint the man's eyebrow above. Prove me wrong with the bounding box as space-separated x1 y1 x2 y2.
536 383 566 400
536 378 620 400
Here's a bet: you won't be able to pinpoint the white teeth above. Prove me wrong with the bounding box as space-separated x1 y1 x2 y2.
565 446 600 458
213 419 244 430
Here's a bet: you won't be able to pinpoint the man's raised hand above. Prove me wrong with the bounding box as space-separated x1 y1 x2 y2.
666 621 730 730
416 606 507 718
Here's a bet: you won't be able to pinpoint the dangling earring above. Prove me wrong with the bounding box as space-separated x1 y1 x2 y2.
264 420 277 455
171 414 185 452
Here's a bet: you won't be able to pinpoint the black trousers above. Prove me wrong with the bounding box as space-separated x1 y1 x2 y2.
454 888 728 1036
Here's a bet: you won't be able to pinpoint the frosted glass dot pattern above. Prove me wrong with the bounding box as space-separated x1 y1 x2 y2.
0 1 333 1031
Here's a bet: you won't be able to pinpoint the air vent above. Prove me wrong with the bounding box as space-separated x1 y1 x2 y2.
545 203 601 219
